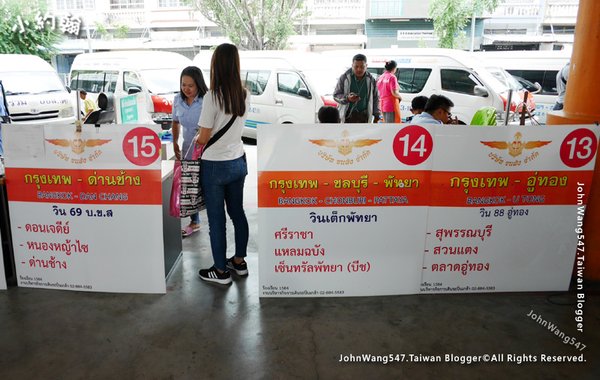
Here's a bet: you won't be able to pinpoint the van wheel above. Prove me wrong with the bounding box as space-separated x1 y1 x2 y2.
282 121 293 124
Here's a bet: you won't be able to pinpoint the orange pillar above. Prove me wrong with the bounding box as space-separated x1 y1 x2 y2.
546 0 600 281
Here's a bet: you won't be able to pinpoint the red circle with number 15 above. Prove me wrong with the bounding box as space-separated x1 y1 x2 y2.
122 127 161 166
393 125 434 166
560 128 598 168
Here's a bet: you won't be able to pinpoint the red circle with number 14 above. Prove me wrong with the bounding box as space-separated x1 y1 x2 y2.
560 128 598 168
122 127 161 166
393 125 433 165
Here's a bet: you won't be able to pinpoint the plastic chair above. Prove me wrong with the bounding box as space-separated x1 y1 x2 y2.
84 92 115 125
470 106 497 126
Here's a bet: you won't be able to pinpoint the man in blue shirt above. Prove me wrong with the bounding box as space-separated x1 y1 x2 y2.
410 94 454 125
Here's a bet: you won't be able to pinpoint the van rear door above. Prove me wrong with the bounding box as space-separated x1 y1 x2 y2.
242 69 274 139
274 70 319 124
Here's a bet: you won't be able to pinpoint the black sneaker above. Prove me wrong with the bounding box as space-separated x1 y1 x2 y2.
226 256 249 276
198 266 232 285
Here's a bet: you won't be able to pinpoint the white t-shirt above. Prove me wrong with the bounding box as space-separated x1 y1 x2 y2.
198 90 248 161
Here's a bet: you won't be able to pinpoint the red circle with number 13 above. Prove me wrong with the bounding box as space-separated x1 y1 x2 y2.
393 125 434 166
560 128 598 168
122 127 161 166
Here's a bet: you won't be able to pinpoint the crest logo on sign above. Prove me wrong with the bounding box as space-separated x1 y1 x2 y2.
309 130 381 165
46 127 111 164
481 132 551 166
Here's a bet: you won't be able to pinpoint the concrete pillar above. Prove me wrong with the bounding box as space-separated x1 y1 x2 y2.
546 0 600 280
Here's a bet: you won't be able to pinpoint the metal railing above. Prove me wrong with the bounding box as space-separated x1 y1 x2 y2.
544 2 579 24
488 3 541 17
304 0 365 20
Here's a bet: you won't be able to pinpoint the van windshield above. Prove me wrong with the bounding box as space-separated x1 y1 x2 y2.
486 67 523 91
140 69 182 95
473 67 509 94
302 69 340 97
0 71 65 95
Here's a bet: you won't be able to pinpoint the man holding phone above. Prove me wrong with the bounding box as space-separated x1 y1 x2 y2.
334 54 381 123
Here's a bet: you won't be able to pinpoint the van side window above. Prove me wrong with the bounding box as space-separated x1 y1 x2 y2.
70 70 118 94
396 68 431 93
277 72 309 97
441 69 481 95
123 71 142 93
506 69 557 95
242 70 269 95
367 68 383 79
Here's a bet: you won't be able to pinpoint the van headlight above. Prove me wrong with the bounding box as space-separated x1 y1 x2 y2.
60 107 75 118
152 112 172 130
152 112 170 121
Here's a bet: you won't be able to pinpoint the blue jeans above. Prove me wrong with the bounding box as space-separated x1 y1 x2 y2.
201 155 249 271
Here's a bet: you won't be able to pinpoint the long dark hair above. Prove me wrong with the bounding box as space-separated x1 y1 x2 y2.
179 66 208 100
210 43 246 116
384 60 397 71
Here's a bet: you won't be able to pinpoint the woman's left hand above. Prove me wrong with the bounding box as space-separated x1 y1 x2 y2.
193 133 201 147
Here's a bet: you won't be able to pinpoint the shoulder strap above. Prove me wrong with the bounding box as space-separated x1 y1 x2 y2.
203 115 237 153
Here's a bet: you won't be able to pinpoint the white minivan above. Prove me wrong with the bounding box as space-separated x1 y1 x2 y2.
69 50 192 128
324 48 514 125
476 51 570 124
0 54 76 125
193 53 324 139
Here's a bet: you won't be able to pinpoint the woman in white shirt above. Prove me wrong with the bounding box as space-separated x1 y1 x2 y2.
196 43 249 285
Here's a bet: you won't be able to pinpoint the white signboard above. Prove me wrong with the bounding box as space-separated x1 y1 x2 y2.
3 123 166 293
421 125 596 293
258 123 598 297
258 124 432 297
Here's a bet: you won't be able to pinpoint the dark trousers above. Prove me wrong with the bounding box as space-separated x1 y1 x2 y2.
345 111 369 123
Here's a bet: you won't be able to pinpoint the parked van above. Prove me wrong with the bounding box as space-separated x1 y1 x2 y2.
323 48 516 125
69 51 192 128
194 53 324 139
0 54 76 125
238 50 341 108
476 51 570 124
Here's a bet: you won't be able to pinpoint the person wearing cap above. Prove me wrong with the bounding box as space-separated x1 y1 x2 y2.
79 89 96 118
